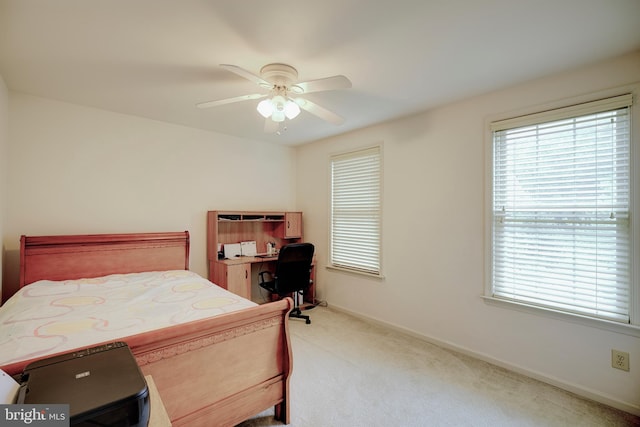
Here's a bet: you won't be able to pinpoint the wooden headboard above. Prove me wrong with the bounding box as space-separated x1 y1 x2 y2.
19 231 190 287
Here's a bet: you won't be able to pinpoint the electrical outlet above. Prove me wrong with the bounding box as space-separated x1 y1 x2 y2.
612 349 629 371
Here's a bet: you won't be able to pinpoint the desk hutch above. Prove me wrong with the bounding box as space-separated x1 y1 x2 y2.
207 211 314 302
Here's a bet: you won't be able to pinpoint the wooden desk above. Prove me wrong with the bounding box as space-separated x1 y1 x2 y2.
211 255 315 304
207 210 312 303
211 255 277 300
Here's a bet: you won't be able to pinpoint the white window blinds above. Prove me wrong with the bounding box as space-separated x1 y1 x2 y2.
491 94 632 323
330 146 382 275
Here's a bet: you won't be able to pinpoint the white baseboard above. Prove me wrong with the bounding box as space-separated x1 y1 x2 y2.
328 303 640 417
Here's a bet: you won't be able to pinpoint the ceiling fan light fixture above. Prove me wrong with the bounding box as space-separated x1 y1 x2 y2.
258 95 301 122
284 100 300 119
271 95 287 112
271 110 286 122
257 99 273 118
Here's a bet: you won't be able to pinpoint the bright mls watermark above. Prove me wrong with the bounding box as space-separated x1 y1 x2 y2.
1 405 69 426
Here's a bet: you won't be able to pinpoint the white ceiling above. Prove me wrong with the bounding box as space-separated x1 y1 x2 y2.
1 0 639 146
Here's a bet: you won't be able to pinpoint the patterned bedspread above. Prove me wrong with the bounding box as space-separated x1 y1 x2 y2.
0 270 257 366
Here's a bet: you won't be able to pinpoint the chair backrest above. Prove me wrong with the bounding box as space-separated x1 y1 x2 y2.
274 243 315 296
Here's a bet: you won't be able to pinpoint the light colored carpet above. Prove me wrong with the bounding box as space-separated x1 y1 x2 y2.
239 306 639 427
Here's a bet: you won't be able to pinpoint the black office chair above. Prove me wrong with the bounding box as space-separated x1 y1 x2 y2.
258 243 315 324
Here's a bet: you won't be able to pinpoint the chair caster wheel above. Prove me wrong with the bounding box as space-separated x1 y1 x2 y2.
306 319 311 325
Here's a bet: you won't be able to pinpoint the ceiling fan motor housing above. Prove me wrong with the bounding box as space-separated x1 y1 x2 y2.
260 63 299 89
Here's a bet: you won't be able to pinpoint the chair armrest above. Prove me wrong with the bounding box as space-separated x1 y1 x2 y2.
258 271 273 284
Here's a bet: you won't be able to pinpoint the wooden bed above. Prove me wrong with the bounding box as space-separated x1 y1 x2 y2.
3 231 294 427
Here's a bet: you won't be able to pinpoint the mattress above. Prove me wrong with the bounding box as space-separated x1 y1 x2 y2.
0 270 257 366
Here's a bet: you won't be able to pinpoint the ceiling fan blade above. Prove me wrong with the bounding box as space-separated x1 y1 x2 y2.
196 93 265 109
295 98 345 125
294 75 352 94
263 118 279 133
220 64 272 88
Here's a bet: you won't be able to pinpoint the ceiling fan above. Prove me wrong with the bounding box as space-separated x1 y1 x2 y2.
196 63 352 133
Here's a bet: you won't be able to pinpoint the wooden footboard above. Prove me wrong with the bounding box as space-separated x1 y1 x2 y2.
131 297 294 426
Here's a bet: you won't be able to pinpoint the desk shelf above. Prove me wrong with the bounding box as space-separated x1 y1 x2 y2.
208 211 303 262
217 212 286 222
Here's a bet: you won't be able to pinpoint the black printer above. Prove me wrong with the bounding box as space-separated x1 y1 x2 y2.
18 341 150 427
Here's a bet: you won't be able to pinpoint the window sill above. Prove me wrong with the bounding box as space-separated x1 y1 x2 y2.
482 296 640 338
326 265 385 279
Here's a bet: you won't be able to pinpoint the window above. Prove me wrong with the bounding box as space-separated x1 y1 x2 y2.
489 94 633 324
330 146 382 275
